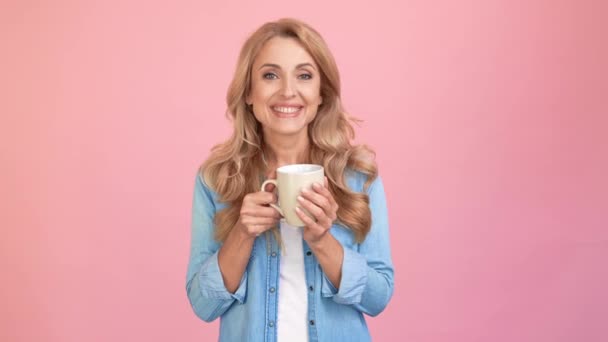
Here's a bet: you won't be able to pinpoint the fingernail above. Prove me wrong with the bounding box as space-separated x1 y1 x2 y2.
297 196 304 202
301 188 310 193
313 183 321 188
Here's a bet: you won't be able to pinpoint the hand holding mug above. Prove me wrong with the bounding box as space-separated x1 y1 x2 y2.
261 164 324 227
295 177 339 245
237 190 281 238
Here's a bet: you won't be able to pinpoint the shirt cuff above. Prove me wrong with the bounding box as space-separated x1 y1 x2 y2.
198 252 247 304
321 247 368 305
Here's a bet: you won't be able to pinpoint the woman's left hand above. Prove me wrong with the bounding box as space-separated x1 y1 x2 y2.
296 177 339 246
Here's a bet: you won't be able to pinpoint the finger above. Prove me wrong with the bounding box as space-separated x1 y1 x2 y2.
295 206 322 230
249 220 278 234
262 206 282 219
297 195 331 226
312 182 338 209
300 187 330 212
258 205 282 219
251 217 279 227
258 206 282 218
302 185 337 221
241 204 281 218
264 183 276 192
249 191 277 205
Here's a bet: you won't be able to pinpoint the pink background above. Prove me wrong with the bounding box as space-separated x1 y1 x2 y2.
2 0 607 341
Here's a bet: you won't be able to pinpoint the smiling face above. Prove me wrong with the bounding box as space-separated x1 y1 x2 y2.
246 36 323 140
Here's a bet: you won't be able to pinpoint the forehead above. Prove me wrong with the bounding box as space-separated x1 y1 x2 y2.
253 36 317 69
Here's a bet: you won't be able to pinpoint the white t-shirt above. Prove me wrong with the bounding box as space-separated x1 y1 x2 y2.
277 221 309 342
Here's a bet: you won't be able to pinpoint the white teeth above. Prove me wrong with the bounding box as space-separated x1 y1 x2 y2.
272 106 301 113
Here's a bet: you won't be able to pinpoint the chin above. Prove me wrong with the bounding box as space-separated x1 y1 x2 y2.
267 122 309 136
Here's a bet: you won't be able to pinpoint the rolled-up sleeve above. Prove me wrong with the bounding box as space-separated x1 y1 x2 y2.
321 176 395 316
185 173 248 322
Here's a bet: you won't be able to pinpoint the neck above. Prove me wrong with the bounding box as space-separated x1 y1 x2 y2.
263 131 310 167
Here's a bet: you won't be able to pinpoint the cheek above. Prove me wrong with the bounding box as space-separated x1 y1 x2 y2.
303 88 322 104
252 105 270 123
249 82 273 102
249 90 264 103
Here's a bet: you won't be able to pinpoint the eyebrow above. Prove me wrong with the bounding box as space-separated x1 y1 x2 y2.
258 63 317 71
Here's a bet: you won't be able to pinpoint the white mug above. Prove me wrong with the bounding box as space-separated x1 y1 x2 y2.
261 164 325 227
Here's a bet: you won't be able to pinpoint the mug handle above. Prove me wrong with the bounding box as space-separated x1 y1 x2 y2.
261 179 284 217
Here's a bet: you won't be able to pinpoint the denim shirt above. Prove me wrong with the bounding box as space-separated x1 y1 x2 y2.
186 169 394 342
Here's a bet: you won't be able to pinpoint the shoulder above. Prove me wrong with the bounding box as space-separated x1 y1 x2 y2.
194 168 221 207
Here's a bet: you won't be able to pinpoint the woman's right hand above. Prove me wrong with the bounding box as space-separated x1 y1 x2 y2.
236 190 281 238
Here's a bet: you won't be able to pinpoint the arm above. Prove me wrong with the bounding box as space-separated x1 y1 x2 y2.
320 176 395 316
218 224 256 293
308 234 343 289
185 174 250 322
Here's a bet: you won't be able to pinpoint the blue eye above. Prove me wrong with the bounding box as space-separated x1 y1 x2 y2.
263 73 278 80
299 74 313 80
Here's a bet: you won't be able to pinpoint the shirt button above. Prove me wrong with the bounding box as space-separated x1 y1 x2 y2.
269 321 275 327
309 285 314 292
306 251 312 256
271 252 277 257
309 320 315 326
269 287 276 293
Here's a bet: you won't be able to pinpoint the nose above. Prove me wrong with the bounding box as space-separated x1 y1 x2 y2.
279 77 296 98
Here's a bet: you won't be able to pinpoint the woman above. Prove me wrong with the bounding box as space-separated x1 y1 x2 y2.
186 18 394 342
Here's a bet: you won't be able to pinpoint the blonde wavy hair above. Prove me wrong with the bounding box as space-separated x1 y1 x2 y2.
201 18 378 244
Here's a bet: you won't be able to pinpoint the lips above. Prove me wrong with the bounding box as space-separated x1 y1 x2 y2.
271 105 303 118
